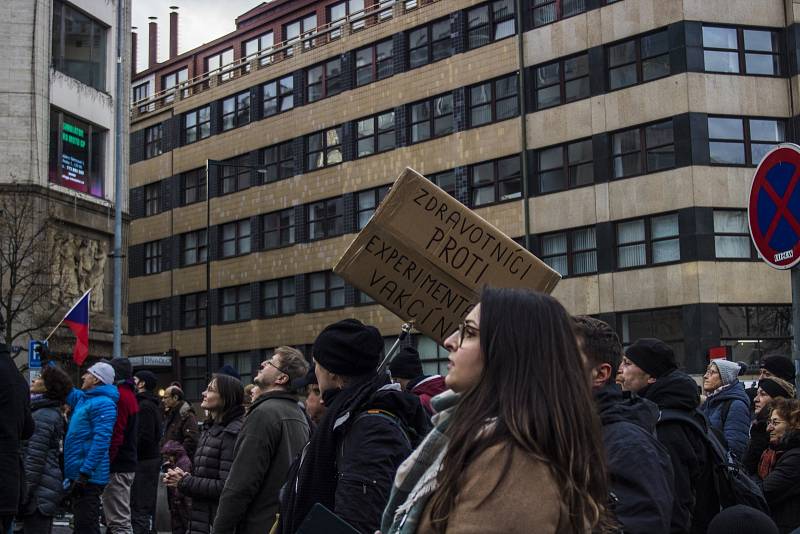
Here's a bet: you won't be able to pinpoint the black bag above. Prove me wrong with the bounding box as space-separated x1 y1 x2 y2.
658 408 769 514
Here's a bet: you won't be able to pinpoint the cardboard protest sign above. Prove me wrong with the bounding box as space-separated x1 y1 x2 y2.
334 168 561 345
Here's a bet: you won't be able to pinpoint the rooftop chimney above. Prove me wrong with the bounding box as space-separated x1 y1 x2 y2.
169 7 179 59
131 28 138 76
148 17 158 69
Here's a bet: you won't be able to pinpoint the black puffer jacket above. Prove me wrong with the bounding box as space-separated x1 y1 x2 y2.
136 391 163 461
22 397 64 517
595 385 674 534
0 345 34 516
178 406 244 534
641 370 717 534
744 408 771 476
759 431 800 533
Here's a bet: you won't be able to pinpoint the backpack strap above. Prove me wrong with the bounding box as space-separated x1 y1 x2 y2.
719 399 733 429
658 408 728 463
353 409 412 449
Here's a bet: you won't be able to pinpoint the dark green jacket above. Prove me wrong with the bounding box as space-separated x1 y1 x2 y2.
212 390 309 534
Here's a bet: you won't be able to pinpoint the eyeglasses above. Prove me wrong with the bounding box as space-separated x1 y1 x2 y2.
457 321 478 348
769 418 785 426
705 367 719 375
265 359 288 376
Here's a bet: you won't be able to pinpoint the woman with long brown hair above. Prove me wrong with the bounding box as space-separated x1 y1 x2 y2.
381 287 611 534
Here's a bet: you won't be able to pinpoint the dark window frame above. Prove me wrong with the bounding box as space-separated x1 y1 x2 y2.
306 126 344 171
466 0 516 51
531 0 588 29
306 58 344 103
611 119 676 180
262 208 297 250
713 209 757 260
468 155 522 207
606 28 671 91
205 48 235 81
355 39 394 86
429 169 457 198
220 155 251 195
356 111 396 158
539 225 598 278
307 271 346 311
615 212 681 270
144 183 160 216
221 91 251 131
144 300 161 334
409 93 454 144
220 219 252 258
220 284 252 323
182 168 207 205
260 140 295 183
308 197 344 241
707 115 786 167
181 229 208 266
702 25 782 77
52 0 107 90
356 185 390 230
408 17 453 69
468 73 519 127
144 124 163 159
180 356 208 401
181 292 207 329
262 75 294 118
261 277 297 317
184 106 211 144
536 137 594 194
534 52 590 110
144 241 161 275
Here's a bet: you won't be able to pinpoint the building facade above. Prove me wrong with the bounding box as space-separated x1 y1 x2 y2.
1 0 131 366
129 0 794 399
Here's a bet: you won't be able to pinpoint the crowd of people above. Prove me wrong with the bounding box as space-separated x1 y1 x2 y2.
0 287 799 533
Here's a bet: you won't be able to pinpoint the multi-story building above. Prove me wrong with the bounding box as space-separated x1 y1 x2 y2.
1 0 131 366
129 0 793 398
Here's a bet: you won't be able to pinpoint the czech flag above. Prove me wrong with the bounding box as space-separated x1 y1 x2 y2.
63 289 91 366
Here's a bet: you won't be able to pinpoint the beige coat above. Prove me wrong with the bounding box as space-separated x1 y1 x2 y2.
416 443 563 533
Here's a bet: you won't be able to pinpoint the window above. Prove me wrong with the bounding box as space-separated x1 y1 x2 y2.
708 117 785 166
616 213 680 268
263 209 296 249
714 210 754 259
540 226 597 276
307 58 344 102
162 68 188 102
222 91 251 131
537 138 593 193
221 219 251 257
308 272 345 310
182 168 206 205
357 111 395 157
535 54 590 109
408 18 452 69
144 241 161 275
329 0 365 37
416 335 451 376
470 155 521 206
184 106 211 144
243 31 274 68
263 75 294 117
221 155 250 195
283 14 317 54
719 305 792 367
469 74 519 127
531 0 587 28
410 94 454 143
182 230 208 266
221 285 251 322
181 292 207 328
612 120 675 178
308 198 344 240
703 26 781 76
306 127 343 170
262 277 296 316
144 183 159 216
52 0 107 90
133 82 150 112
145 124 163 159
181 356 207 401
206 49 234 81
356 40 393 86
607 29 670 90
260 141 295 183
220 352 257 385
48 109 105 198
430 169 456 198
466 0 515 50
357 186 390 229
619 308 685 367
144 300 161 334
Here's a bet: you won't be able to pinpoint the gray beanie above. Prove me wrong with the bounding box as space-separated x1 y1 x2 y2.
88 362 115 386
712 359 741 387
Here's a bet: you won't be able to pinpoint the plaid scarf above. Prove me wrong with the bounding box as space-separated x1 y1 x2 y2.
381 390 460 534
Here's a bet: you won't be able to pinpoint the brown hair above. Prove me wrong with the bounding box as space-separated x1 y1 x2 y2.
275 346 310 384
771 398 800 432
429 288 611 533
573 316 622 385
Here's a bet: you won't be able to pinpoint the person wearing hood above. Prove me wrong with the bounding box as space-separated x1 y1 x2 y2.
744 377 796 475
757 398 800 533
279 319 431 534
699 358 751 460
213 347 310 534
160 440 192 534
131 370 163 534
21 365 72 534
620 338 717 534
63 361 120 534
389 347 446 417
573 316 674 534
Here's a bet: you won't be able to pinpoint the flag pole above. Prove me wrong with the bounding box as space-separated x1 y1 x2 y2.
45 289 92 342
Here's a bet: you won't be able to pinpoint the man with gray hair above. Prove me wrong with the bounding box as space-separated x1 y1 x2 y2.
213 347 310 534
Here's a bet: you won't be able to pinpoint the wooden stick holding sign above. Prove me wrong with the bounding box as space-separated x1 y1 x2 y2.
334 168 561 346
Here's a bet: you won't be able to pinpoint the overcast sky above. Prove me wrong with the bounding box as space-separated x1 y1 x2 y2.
132 0 265 73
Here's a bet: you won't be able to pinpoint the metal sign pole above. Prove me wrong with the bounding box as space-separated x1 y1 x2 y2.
793 267 800 392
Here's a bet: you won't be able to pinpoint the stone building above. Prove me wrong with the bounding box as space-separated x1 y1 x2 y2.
0 0 131 366
129 0 794 399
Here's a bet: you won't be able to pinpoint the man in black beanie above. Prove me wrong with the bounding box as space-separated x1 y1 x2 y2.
389 347 446 416
279 319 431 534
620 338 718 534
131 370 162 534
759 354 797 383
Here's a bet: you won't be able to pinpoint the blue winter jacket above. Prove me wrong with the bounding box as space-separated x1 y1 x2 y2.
699 380 751 461
64 385 119 485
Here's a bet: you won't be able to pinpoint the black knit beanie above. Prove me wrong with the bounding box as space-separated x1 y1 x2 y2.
109 357 133 382
707 505 778 534
389 347 424 380
758 377 796 399
134 370 157 391
760 355 796 381
624 338 677 378
313 319 383 376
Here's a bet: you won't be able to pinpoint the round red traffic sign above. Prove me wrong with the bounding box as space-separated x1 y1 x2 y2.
748 144 800 270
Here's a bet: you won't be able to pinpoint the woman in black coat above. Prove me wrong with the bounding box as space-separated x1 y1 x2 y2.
164 374 244 534
22 366 72 534
743 377 795 475
758 397 800 534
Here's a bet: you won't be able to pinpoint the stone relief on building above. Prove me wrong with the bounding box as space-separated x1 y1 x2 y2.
51 232 108 312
